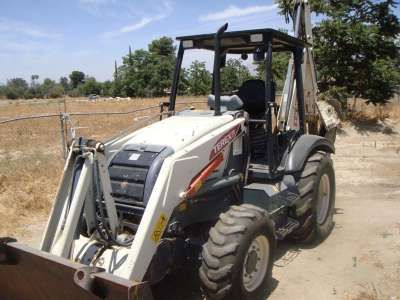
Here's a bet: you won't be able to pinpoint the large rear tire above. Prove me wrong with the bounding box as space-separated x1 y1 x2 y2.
291 151 336 242
200 204 276 300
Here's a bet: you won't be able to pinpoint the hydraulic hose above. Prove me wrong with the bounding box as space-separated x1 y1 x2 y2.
92 160 134 247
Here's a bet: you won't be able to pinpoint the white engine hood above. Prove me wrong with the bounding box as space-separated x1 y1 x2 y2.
121 113 234 152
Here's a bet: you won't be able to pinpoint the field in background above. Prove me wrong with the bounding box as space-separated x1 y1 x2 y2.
0 96 205 238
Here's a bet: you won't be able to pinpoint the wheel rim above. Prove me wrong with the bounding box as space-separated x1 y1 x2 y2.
242 235 270 292
316 173 331 224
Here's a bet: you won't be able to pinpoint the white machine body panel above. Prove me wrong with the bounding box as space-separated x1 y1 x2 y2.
70 112 245 282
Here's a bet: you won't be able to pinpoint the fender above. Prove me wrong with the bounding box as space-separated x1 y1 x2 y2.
283 135 335 174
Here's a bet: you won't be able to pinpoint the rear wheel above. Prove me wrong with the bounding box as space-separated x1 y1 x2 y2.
291 151 336 242
200 204 276 300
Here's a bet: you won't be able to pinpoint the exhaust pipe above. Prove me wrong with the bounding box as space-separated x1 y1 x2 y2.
213 23 228 116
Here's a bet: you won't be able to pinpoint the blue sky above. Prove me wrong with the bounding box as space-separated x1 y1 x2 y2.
0 0 292 84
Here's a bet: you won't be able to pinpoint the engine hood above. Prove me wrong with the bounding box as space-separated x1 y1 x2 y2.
121 113 234 152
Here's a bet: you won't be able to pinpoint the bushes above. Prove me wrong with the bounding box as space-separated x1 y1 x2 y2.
48 85 65 98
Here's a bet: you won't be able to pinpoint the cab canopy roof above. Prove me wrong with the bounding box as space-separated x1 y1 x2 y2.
176 28 309 54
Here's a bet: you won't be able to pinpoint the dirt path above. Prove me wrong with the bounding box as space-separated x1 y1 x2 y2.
19 121 400 300
269 123 400 299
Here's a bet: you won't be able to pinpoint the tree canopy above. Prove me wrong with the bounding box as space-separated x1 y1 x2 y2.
221 59 252 93
185 61 212 96
115 37 176 97
69 71 85 89
276 0 400 104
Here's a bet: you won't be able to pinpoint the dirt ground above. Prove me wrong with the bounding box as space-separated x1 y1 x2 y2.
152 118 400 300
269 120 400 300
1 99 400 299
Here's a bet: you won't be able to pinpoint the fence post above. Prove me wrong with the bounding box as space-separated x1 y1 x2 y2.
59 113 67 160
159 102 164 121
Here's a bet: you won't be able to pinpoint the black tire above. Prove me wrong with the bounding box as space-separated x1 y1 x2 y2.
290 151 336 243
200 204 276 300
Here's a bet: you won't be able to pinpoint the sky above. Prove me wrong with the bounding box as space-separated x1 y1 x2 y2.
2 1 397 85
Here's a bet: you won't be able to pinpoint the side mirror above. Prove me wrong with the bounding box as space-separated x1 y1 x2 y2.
241 53 248 60
253 48 265 62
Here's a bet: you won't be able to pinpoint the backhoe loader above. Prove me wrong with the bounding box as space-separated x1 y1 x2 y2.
0 1 339 299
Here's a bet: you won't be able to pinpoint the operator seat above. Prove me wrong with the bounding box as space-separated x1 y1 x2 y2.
237 79 267 162
237 79 266 117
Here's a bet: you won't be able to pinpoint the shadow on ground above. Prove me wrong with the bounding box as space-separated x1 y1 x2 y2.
151 220 342 300
346 115 398 136
152 266 280 300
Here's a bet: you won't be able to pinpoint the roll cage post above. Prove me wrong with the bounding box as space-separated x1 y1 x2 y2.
168 41 184 112
264 34 275 171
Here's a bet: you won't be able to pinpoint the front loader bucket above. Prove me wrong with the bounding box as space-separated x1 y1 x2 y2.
0 238 153 300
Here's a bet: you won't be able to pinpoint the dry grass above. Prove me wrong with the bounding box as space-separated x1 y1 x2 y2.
347 99 400 121
344 100 400 135
0 96 205 237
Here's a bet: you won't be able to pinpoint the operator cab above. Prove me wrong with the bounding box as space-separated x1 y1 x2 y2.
170 27 309 180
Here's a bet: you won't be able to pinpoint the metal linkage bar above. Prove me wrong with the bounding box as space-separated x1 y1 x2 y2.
41 143 77 252
50 153 93 258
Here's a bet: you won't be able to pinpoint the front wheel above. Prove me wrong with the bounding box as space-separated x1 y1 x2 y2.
200 204 276 300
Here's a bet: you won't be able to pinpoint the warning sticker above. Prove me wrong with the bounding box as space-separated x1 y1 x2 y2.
151 213 168 243
129 153 141 161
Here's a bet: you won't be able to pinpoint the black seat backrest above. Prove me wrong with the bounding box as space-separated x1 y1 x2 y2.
237 79 266 116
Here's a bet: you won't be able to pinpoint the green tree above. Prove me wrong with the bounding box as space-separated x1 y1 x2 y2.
48 84 65 98
276 0 400 105
101 80 113 96
221 58 252 93
5 78 29 99
111 79 125 97
119 49 153 97
187 61 212 95
30 75 39 87
69 71 85 89
149 36 175 56
59 77 69 91
40 78 56 98
117 37 176 97
0 85 6 98
79 77 101 96
255 52 290 90
27 75 41 98
178 68 190 95
148 37 176 96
